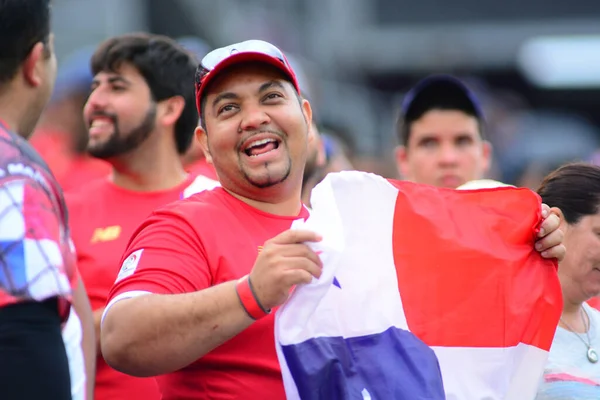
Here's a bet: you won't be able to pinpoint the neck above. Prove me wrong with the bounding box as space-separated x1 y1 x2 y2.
0 93 27 136
559 276 588 332
109 139 188 192
563 298 584 318
224 185 304 217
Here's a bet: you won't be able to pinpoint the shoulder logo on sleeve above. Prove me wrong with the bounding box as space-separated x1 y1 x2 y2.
116 249 143 282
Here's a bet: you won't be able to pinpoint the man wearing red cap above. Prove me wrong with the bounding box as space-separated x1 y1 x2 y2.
101 40 566 399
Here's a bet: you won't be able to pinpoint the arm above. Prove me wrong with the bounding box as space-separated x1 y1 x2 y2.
102 281 252 377
100 211 253 376
93 308 104 354
71 276 96 400
101 212 322 377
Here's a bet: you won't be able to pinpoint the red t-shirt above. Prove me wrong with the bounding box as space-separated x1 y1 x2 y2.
105 187 309 400
30 130 111 192
66 176 204 400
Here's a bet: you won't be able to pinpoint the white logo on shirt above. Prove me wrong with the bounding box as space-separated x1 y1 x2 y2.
115 249 143 282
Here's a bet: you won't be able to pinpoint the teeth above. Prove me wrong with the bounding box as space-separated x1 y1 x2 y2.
247 138 275 149
91 120 112 128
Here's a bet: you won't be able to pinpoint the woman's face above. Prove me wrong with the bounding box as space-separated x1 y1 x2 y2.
560 212 600 302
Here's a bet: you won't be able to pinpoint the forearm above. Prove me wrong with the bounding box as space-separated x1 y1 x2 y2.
93 308 104 355
101 280 253 377
71 278 96 400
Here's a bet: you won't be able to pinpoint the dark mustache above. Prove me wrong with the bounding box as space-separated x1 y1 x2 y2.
237 130 285 152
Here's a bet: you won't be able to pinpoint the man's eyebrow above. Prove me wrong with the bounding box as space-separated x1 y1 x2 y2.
258 80 285 93
211 92 239 109
91 75 131 87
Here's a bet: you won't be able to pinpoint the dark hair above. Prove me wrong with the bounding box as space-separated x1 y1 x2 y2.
537 162 600 225
91 33 198 154
0 0 52 85
396 82 485 146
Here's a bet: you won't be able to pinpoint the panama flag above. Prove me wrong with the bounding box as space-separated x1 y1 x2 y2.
275 171 562 400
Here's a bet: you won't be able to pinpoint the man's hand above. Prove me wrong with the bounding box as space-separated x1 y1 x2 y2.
535 204 565 261
249 229 323 311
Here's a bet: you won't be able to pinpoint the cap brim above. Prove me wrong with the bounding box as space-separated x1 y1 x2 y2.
196 52 300 113
401 74 483 119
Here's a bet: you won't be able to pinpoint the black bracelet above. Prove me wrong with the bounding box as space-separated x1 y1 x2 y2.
247 276 271 314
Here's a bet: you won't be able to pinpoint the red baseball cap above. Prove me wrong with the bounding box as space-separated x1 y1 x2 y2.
195 39 300 116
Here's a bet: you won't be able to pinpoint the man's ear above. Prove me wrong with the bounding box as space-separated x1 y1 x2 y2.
301 98 313 131
22 42 46 87
158 96 186 128
196 125 212 164
395 145 409 179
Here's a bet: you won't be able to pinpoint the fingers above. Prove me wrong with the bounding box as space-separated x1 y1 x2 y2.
540 244 566 261
282 268 318 286
538 212 560 238
269 229 322 245
536 222 563 251
535 226 565 259
269 244 323 268
284 256 323 280
536 204 565 260
541 203 550 219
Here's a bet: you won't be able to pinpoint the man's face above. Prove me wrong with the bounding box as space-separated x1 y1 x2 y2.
83 63 157 159
396 109 491 188
198 63 312 199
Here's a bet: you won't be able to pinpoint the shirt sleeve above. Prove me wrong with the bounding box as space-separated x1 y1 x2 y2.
103 208 211 315
0 177 73 302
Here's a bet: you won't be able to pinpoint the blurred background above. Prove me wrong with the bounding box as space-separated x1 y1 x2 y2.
43 0 600 189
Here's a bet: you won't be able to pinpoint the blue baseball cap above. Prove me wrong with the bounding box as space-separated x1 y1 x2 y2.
401 74 484 122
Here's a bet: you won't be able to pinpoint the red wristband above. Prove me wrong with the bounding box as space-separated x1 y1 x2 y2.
235 276 270 320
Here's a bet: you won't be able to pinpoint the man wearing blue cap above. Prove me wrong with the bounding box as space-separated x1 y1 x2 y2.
395 75 492 189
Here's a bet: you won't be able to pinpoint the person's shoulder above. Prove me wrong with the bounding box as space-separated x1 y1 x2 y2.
585 302 600 320
154 186 228 219
0 130 62 195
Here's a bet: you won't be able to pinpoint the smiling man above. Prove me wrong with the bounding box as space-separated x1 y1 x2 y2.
64 32 214 400
99 40 566 400
100 40 322 400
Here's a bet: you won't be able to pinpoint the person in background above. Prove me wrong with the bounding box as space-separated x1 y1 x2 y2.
177 36 219 181
536 162 600 399
31 45 110 192
395 74 492 189
0 0 95 399
66 32 212 400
